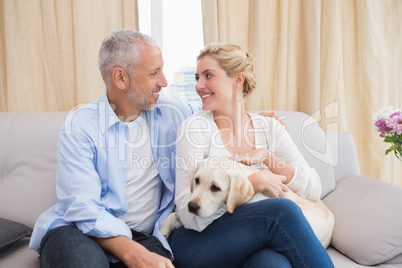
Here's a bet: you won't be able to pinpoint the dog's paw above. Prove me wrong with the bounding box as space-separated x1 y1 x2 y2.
161 212 182 240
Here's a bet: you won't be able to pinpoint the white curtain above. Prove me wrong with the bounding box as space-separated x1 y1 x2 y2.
0 0 139 112
201 0 402 187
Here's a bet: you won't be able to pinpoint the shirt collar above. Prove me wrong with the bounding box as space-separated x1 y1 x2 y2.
99 91 120 135
98 91 162 135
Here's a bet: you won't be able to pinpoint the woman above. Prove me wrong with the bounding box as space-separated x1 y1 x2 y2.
170 43 334 268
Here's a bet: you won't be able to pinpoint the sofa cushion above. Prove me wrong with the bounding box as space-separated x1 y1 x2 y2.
0 237 39 267
323 175 402 266
0 218 32 252
0 112 65 227
326 247 371 268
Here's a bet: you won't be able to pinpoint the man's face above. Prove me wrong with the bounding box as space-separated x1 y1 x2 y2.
126 45 167 110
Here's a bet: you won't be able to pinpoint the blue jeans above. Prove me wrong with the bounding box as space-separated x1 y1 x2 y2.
39 225 171 267
170 198 334 268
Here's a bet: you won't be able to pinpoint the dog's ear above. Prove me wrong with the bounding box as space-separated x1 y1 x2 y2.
226 173 254 213
190 166 199 193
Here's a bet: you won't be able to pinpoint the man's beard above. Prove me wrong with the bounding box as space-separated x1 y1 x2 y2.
126 82 159 111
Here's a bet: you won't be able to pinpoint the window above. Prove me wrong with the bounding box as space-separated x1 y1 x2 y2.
138 0 204 103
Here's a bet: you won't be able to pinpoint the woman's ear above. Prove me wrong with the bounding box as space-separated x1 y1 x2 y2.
112 67 129 90
235 72 245 87
233 72 245 94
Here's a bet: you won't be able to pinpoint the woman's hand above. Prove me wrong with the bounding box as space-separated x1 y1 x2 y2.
230 149 271 166
248 170 289 198
231 148 295 185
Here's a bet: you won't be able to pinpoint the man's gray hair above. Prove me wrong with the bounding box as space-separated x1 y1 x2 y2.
98 29 159 88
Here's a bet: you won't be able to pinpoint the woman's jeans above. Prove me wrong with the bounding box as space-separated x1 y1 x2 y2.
170 198 334 268
38 225 171 267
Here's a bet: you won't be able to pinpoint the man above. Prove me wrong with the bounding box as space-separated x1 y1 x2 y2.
30 29 197 267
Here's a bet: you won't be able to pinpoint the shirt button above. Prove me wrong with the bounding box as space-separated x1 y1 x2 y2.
123 165 127 169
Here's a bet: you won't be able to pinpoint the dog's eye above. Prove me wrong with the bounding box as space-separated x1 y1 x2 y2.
195 177 200 185
211 185 221 192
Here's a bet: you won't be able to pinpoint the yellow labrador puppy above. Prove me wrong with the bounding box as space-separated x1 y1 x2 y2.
162 157 334 248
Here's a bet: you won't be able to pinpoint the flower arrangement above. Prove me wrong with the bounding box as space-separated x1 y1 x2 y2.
372 106 402 160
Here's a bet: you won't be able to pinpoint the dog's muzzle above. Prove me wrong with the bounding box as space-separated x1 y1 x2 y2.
188 201 200 214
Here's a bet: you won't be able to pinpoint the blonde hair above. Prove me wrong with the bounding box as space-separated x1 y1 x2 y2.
197 43 256 96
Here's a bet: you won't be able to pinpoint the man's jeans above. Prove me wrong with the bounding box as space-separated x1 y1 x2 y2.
170 198 334 268
38 225 171 267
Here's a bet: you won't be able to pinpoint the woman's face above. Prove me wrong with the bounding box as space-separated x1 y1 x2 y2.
195 56 236 111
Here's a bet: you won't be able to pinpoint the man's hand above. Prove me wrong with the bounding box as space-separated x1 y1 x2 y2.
259 111 289 133
93 236 174 268
125 250 174 268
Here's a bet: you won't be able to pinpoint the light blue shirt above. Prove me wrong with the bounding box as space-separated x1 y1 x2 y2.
29 91 200 259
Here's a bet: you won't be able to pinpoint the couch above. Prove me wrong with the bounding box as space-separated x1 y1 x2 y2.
0 111 401 267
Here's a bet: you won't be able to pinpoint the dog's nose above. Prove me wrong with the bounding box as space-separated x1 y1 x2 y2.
188 202 200 214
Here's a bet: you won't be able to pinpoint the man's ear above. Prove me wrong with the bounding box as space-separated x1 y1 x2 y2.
112 67 129 90
226 172 254 213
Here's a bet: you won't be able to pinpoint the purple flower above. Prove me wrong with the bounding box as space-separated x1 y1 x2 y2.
390 111 402 118
375 119 388 135
386 112 402 135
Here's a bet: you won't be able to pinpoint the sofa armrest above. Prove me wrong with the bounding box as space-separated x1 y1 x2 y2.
323 175 402 266
325 131 360 182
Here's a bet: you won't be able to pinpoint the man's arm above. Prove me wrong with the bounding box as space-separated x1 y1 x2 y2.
93 236 174 268
259 111 288 132
57 119 132 239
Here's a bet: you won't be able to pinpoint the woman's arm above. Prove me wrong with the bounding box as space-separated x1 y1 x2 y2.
233 117 321 200
267 118 321 200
